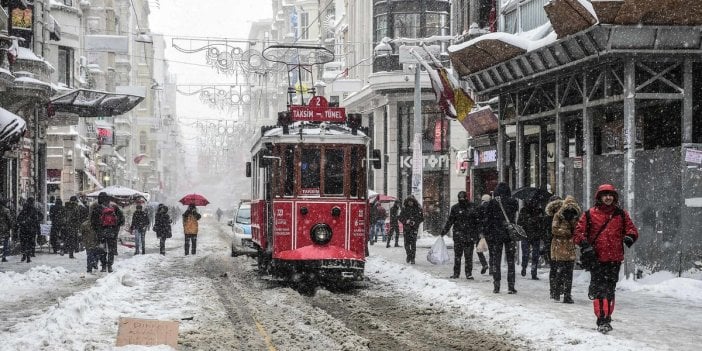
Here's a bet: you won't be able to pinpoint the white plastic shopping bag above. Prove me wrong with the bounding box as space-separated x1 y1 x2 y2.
477 237 488 253
427 236 451 265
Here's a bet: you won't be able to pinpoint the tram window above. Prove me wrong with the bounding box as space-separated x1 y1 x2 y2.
324 148 344 195
283 146 295 196
350 147 359 197
301 149 321 191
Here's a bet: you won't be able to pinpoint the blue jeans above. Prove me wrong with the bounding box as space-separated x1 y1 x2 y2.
133 229 145 253
521 239 541 276
2 236 9 258
372 220 385 242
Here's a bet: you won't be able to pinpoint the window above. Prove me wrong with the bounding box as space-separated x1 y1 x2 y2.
301 148 321 190
300 12 309 40
374 14 388 42
324 148 345 195
425 13 448 36
57 46 73 87
283 145 295 196
393 13 420 38
62 0 73 5
139 131 147 153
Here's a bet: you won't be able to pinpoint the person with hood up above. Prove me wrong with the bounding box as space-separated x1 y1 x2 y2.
90 192 125 273
398 195 423 264
131 204 150 255
16 197 43 263
481 182 519 294
573 184 638 334
182 204 201 255
386 200 402 248
49 198 65 254
62 196 83 259
154 204 172 255
441 191 483 279
545 195 581 303
517 199 546 280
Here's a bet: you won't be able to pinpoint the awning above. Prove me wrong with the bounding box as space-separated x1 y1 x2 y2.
83 169 103 189
48 15 61 41
544 0 598 39
449 34 528 77
0 107 27 149
461 106 498 137
51 89 145 117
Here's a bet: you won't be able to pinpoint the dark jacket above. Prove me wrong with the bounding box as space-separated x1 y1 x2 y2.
398 197 423 232
441 200 481 242
154 207 172 238
49 200 65 235
0 205 14 240
17 203 43 239
481 182 519 243
573 184 638 263
90 202 125 240
131 209 150 231
62 201 83 236
517 202 545 241
389 202 401 227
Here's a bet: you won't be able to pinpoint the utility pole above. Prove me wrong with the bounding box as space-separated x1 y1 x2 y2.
412 63 423 208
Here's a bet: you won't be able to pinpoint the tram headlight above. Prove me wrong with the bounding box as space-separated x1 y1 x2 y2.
310 224 333 244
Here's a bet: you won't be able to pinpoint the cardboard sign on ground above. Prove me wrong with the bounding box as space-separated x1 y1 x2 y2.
116 317 179 348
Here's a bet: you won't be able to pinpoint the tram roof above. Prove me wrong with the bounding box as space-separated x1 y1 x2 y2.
251 122 370 154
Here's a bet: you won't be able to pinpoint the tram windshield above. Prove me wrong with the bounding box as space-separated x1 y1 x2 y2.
301 149 321 189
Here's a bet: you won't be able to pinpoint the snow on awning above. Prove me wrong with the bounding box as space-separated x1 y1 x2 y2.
83 169 103 189
113 149 126 162
544 0 598 39
51 88 144 117
0 107 26 149
460 106 498 137
449 33 529 76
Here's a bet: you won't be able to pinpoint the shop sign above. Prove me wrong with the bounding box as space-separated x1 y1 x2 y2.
401 154 449 171
474 149 496 167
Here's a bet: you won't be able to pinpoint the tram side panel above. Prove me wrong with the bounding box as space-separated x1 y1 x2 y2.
251 199 267 251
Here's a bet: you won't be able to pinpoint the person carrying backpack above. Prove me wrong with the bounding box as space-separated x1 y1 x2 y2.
373 202 387 243
182 204 201 255
573 184 638 334
90 192 124 272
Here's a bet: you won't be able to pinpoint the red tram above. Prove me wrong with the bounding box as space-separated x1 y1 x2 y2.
246 97 381 282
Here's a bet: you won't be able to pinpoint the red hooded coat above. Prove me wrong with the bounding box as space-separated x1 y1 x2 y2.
573 184 639 263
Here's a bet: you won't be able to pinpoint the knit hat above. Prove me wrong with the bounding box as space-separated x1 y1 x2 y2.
481 194 491 202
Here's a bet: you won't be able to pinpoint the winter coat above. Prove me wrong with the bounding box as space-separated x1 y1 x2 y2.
49 201 65 236
398 197 423 232
62 201 82 237
481 182 519 243
154 211 172 238
0 205 14 240
182 209 201 235
90 202 125 240
131 209 150 232
573 184 639 263
517 202 545 241
389 202 401 227
441 200 481 242
80 220 99 250
546 196 581 261
17 204 43 239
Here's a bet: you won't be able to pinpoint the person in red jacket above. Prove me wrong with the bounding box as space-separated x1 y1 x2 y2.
573 184 639 334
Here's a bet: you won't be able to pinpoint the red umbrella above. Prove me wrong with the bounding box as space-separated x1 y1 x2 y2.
179 193 210 206
370 194 396 202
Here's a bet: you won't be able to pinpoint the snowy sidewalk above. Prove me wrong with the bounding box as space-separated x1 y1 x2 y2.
367 234 702 351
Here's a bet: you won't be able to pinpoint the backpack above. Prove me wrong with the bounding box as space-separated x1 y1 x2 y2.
100 206 118 227
376 206 387 220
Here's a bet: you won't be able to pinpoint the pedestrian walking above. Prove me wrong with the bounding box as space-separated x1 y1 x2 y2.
16 197 43 263
545 195 581 303
80 214 102 273
90 192 125 273
542 195 562 268
476 194 492 275
386 200 402 248
182 204 201 255
62 196 83 259
441 191 483 279
131 204 149 255
49 198 65 254
0 199 15 262
573 184 639 333
518 199 545 280
481 182 519 294
154 204 172 255
398 195 423 264
373 202 387 243
368 197 379 245
216 207 223 222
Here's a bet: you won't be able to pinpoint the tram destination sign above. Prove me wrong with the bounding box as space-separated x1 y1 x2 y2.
290 96 346 123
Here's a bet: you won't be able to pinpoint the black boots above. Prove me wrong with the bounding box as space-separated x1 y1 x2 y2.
493 281 500 293
562 295 574 304
107 265 113 273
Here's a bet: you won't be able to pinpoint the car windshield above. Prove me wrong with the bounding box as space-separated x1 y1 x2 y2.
236 206 251 224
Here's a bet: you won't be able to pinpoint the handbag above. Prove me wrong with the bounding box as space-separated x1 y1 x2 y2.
477 237 489 253
579 210 617 271
496 197 528 241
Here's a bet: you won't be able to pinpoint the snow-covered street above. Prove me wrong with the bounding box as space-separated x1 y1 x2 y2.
0 218 700 350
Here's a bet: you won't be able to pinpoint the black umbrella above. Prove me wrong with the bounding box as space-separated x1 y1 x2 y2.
512 187 552 205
